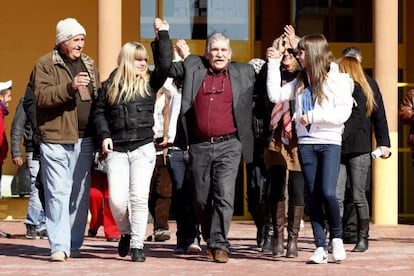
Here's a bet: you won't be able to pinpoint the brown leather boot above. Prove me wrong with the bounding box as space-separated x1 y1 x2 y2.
286 205 304 258
271 201 285 257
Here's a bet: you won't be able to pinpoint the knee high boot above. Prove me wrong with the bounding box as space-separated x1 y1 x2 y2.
271 201 285 256
351 218 369 252
286 205 304 258
261 212 273 253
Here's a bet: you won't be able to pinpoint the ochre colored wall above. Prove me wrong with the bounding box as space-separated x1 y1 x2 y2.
0 1 99 175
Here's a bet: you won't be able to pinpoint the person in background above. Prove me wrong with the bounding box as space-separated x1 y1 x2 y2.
0 80 12 239
162 67 201 254
246 57 268 251
336 47 391 253
88 165 120 242
93 18 172 262
148 88 172 242
32 18 100 261
267 34 354 264
170 34 255 263
10 89 46 240
262 30 305 258
400 89 414 165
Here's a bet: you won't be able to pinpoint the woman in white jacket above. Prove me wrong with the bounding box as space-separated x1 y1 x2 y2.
267 34 354 264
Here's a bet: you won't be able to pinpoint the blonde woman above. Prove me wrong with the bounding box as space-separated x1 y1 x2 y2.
337 55 390 253
267 34 354 264
93 18 172 262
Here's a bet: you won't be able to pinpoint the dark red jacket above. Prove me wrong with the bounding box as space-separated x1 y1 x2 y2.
0 105 9 164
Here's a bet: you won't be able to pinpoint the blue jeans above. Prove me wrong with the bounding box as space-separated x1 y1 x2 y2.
336 153 371 220
190 138 242 253
167 148 199 247
40 137 93 256
299 144 342 249
106 142 156 249
24 152 46 231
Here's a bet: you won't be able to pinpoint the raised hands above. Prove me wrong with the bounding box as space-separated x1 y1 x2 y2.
283 25 299 49
154 18 169 37
175 39 190 60
267 37 283 62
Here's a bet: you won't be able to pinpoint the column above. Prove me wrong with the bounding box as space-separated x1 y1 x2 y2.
98 0 122 81
372 0 398 225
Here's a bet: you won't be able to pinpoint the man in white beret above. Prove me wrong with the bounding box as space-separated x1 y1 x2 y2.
0 80 12 238
32 18 100 261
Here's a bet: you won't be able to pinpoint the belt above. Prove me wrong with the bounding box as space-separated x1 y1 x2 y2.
196 133 237 144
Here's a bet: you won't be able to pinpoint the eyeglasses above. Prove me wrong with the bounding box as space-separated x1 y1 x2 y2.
202 77 226 95
287 48 297 55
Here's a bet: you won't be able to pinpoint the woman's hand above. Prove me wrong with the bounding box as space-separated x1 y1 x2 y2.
284 25 299 49
266 46 283 62
299 114 310 126
102 138 113 154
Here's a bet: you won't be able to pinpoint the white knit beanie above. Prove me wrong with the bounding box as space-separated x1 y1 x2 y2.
56 18 86 45
0 80 12 91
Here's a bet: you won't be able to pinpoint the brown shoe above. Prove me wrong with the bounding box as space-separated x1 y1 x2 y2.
206 247 214 262
213 249 229 263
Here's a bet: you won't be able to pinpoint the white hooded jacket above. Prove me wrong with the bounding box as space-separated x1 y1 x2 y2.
267 61 354 145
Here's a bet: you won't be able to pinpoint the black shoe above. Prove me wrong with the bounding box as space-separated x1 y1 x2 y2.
107 237 120 242
173 246 186 254
118 234 131 257
88 229 98 237
25 224 37 240
131 248 145 262
37 229 48 239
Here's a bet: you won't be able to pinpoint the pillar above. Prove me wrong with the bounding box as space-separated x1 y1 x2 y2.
98 0 122 81
372 0 398 225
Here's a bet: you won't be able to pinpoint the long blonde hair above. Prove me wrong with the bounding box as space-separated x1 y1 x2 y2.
338 56 376 116
107 42 150 105
295 34 334 104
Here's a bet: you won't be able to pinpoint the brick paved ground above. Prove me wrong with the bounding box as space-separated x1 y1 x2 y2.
1 219 414 275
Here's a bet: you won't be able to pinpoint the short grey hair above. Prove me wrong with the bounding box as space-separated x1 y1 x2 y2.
342 47 362 63
205 32 230 53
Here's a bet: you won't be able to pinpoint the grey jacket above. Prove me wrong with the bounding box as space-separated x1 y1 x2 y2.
11 97 34 158
170 55 255 163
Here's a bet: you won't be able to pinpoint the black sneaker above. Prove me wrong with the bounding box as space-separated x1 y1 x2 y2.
37 229 48 239
88 229 98 237
25 224 37 240
118 234 131 257
131 248 145 262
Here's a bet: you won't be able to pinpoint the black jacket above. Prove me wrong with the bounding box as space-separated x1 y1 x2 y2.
341 76 391 155
93 31 172 152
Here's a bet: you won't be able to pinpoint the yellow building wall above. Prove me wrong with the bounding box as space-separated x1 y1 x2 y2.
0 1 99 177
1 0 414 220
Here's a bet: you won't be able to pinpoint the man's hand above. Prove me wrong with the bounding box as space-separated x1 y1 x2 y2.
175 39 190 59
12 156 23 167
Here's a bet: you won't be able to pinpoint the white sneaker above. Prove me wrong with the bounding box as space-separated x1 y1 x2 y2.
50 251 67 262
332 238 347 263
307 247 328 264
187 243 202 254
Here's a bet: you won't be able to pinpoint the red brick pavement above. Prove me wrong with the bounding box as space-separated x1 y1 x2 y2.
1 220 414 275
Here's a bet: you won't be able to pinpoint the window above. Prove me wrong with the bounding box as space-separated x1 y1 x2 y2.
141 0 249 40
293 0 373 42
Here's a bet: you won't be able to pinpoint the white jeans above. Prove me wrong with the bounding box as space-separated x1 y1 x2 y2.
106 142 156 249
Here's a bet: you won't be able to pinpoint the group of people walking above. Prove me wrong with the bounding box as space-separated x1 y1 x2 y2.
0 16 392 265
